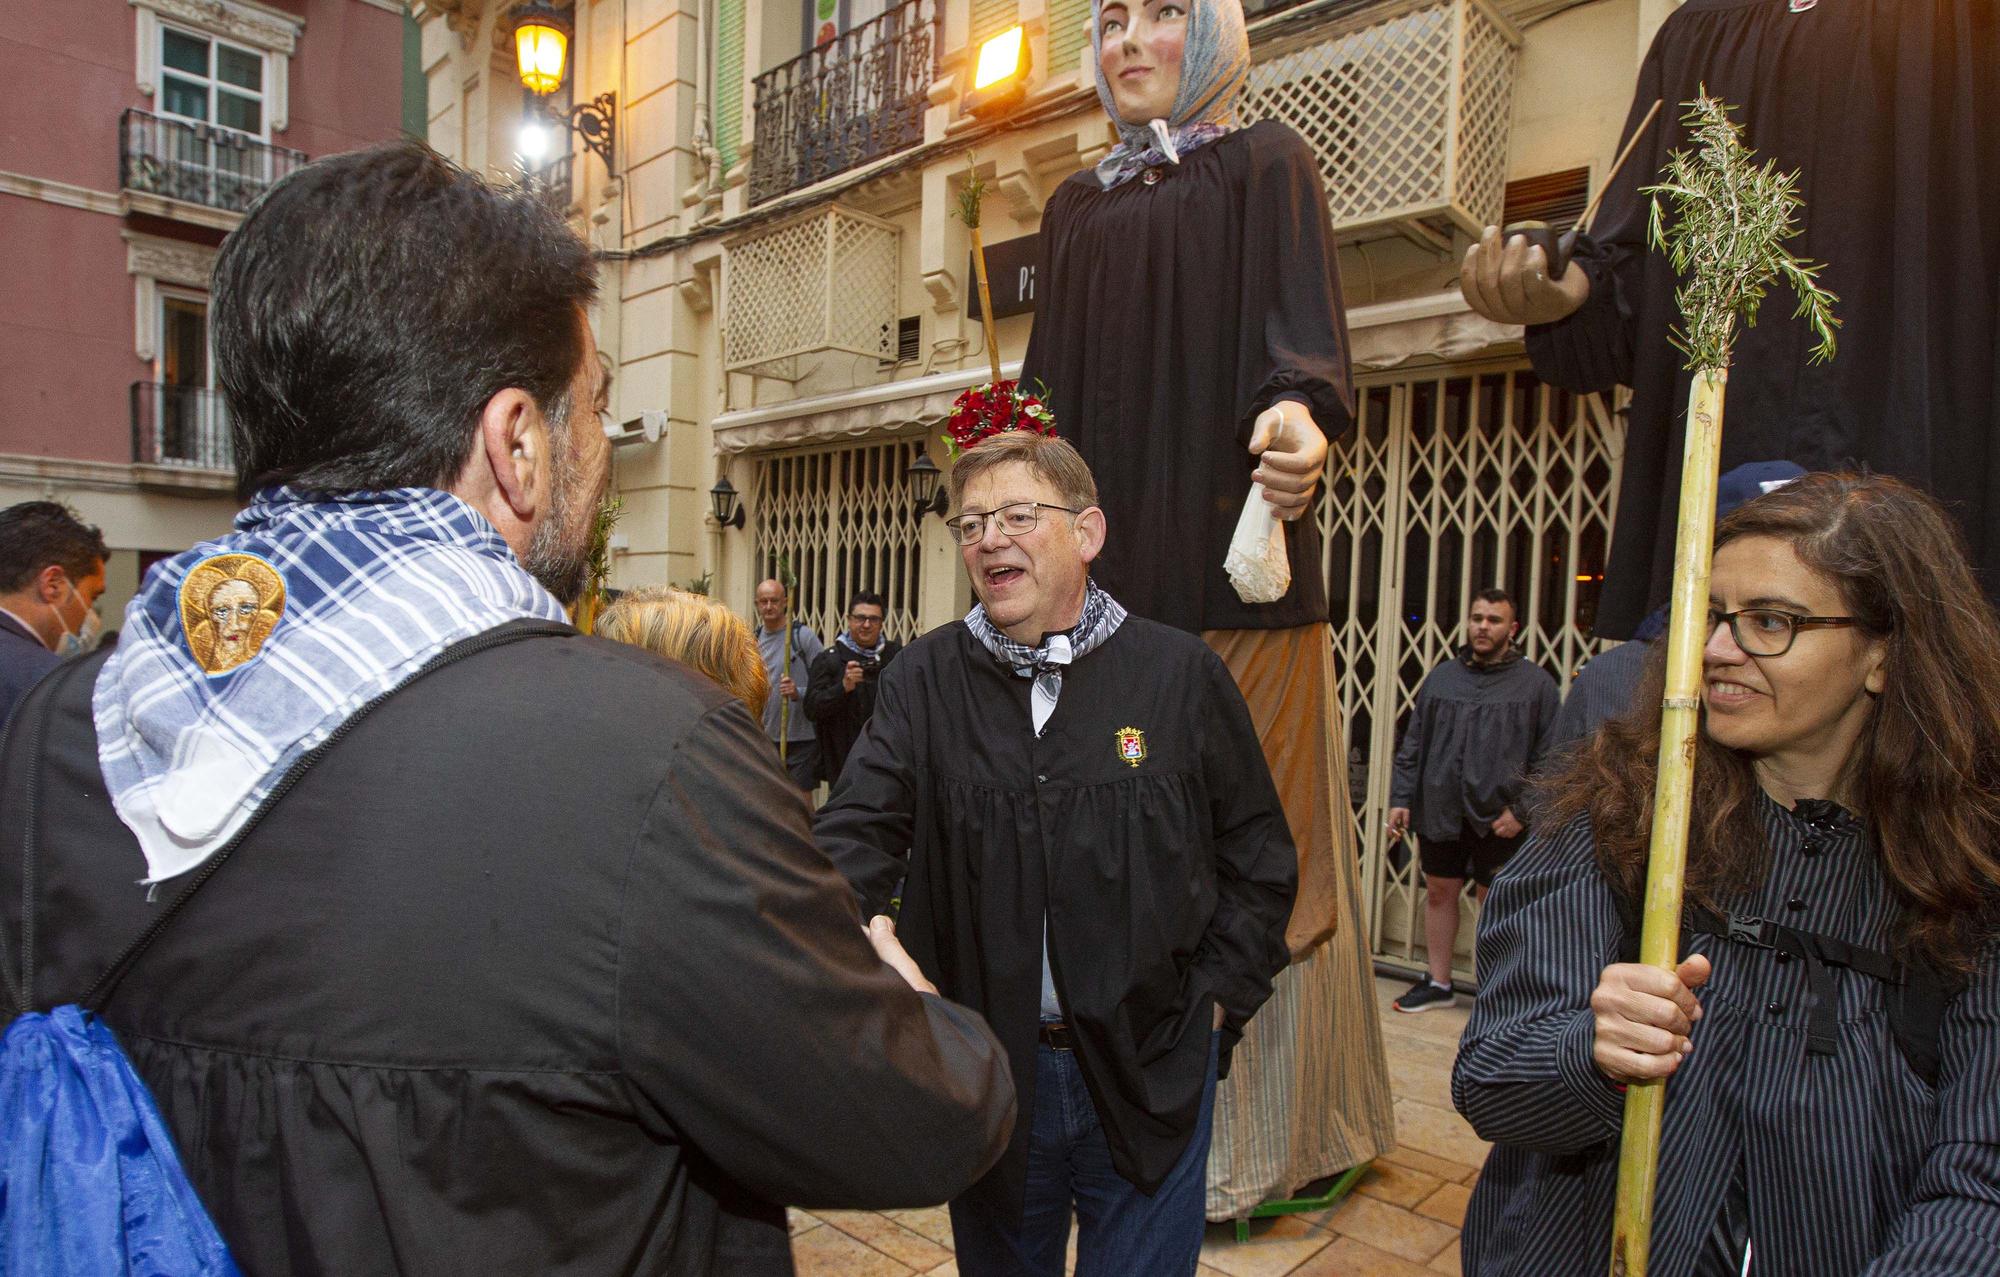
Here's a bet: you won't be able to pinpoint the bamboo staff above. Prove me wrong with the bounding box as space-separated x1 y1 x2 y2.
955 159 1005 386
1610 96 1838 1277
774 551 798 765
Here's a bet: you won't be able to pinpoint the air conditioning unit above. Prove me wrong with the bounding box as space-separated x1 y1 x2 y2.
722 206 901 381
1240 0 1520 252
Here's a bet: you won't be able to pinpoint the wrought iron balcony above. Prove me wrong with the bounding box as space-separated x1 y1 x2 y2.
120 108 307 216
132 382 234 471
749 0 940 205
523 152 575 212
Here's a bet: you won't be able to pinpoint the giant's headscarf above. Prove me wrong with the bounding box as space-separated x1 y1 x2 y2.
1090 0 1250 189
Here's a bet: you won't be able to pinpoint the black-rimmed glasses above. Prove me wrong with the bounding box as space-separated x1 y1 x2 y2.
945 501 1081 547
1708 607 1859 657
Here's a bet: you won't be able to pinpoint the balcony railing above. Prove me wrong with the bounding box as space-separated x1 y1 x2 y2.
749 0 940 205
523 152 575 212
132 382 234 471
120 108 307 215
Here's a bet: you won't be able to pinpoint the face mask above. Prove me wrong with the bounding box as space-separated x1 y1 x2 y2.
51 580 104 657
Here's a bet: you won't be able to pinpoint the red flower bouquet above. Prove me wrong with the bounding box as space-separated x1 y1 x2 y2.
944 379 1057 458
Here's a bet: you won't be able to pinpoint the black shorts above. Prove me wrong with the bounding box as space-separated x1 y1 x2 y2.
1419 827 1523 887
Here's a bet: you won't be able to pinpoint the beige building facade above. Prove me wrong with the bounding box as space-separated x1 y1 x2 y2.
415 0 1677 975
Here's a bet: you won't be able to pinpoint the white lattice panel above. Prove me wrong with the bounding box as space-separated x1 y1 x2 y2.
1240 0 1518 245
724 206 900 379
752 434 926 644
1324 364 1624 982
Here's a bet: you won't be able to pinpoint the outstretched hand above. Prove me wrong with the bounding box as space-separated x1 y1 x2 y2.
865 915 938 996
1590 954 1711 1083
1248 399 1328 521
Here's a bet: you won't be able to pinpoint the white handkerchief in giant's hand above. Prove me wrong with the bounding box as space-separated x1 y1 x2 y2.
1224 484 1290 604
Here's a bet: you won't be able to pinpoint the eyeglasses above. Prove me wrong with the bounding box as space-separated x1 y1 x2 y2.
1707 607 1859 657
945 501 1080 547
847 612 884 625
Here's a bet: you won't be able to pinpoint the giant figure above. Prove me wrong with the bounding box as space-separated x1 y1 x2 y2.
1019 0 1396 1216
1461 0 2000 638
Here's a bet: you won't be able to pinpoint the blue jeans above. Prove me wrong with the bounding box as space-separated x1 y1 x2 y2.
950 1031 1219 1277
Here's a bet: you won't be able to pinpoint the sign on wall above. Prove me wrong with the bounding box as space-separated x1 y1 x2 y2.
967 233 1040 320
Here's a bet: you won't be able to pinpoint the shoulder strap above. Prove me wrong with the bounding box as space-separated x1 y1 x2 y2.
8 621 574 1015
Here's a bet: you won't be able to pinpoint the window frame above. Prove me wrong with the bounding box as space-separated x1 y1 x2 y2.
156 21 271 140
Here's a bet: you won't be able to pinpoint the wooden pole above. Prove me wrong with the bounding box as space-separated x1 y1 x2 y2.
969 223 1004 386
1609 360 1728 1277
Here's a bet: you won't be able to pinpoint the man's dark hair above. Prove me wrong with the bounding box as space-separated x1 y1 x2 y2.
846 590 887 616
0 502 109 593
211 140 598 500
1472 587 1516 615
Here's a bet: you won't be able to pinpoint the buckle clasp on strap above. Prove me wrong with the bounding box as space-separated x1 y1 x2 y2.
1725 913 1777 950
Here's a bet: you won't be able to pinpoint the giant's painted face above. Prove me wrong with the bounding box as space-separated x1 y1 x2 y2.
1098 0 1186 125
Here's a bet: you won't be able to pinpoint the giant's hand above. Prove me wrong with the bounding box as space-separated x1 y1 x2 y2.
1590 955 1710 1083
1459 225 1591 327
1248 399 1327 522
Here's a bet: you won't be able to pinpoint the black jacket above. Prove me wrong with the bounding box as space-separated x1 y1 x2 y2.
815 618 1294 1222
802 636 902 784
0 609 58 730
0 621 1014 1276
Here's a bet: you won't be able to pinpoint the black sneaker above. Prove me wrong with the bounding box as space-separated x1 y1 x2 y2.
1392 978 1457 1013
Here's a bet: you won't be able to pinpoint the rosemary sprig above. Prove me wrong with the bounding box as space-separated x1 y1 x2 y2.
1644 93 1839 374
952 157 987 232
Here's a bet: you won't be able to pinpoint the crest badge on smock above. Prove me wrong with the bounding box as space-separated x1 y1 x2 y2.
177 552 287 677
1114 726 1148 768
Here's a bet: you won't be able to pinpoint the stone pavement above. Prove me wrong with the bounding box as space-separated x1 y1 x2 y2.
791 975 1488 1276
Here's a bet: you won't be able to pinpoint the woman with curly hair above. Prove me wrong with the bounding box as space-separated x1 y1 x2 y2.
1453 472 2000 1275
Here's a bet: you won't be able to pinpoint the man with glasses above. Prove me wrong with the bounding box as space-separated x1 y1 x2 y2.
805 590 902 785
817 430 1295 1276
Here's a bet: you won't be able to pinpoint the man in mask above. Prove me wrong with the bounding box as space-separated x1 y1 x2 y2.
0 141 1013 1275
0 500 108 725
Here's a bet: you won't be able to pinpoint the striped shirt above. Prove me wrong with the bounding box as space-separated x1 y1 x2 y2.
1453 796 2000 1276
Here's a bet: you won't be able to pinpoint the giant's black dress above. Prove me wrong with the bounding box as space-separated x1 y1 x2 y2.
1021 119 1353 634
1529 0 2000 638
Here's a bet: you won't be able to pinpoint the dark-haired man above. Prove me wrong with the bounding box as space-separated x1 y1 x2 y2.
0 501 108 726
804 590 901 784
1388 588 1559 1013
0 141 1012 1275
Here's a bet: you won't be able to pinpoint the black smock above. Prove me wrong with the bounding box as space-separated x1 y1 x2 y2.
1527 0 2000 638
815 618 1296 1222
1 627 1016 1276
1020 120 1354 633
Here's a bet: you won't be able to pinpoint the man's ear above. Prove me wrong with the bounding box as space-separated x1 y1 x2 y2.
33 564 67 605
1074 505 1107 566
449 388 547 547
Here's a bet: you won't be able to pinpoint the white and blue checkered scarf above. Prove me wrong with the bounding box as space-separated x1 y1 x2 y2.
1091 0 1250 189
964 581 1127 734
93 487 569 886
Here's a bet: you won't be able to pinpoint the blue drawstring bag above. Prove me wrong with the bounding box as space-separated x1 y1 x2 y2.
0 659 239 1276
0 1007 239 1276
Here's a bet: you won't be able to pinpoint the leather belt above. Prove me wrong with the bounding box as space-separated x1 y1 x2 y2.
1038 1021 1075 1051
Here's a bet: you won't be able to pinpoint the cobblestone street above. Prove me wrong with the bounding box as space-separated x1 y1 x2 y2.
792 976 1487 1275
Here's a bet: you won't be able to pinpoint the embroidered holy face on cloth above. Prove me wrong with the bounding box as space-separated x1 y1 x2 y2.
178 552 286 676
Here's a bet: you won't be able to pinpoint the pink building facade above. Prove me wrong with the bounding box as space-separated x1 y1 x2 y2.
0 0 407 619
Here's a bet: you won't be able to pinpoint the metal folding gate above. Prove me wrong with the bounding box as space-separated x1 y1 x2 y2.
753 433 926 644
1324 359 1623 979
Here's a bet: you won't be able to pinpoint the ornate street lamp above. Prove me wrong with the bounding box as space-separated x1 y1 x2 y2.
709 476 746 530
512 1 617 177
907 451 949 522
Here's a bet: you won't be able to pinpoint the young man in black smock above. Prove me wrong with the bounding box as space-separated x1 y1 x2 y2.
817 430 1296 1275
